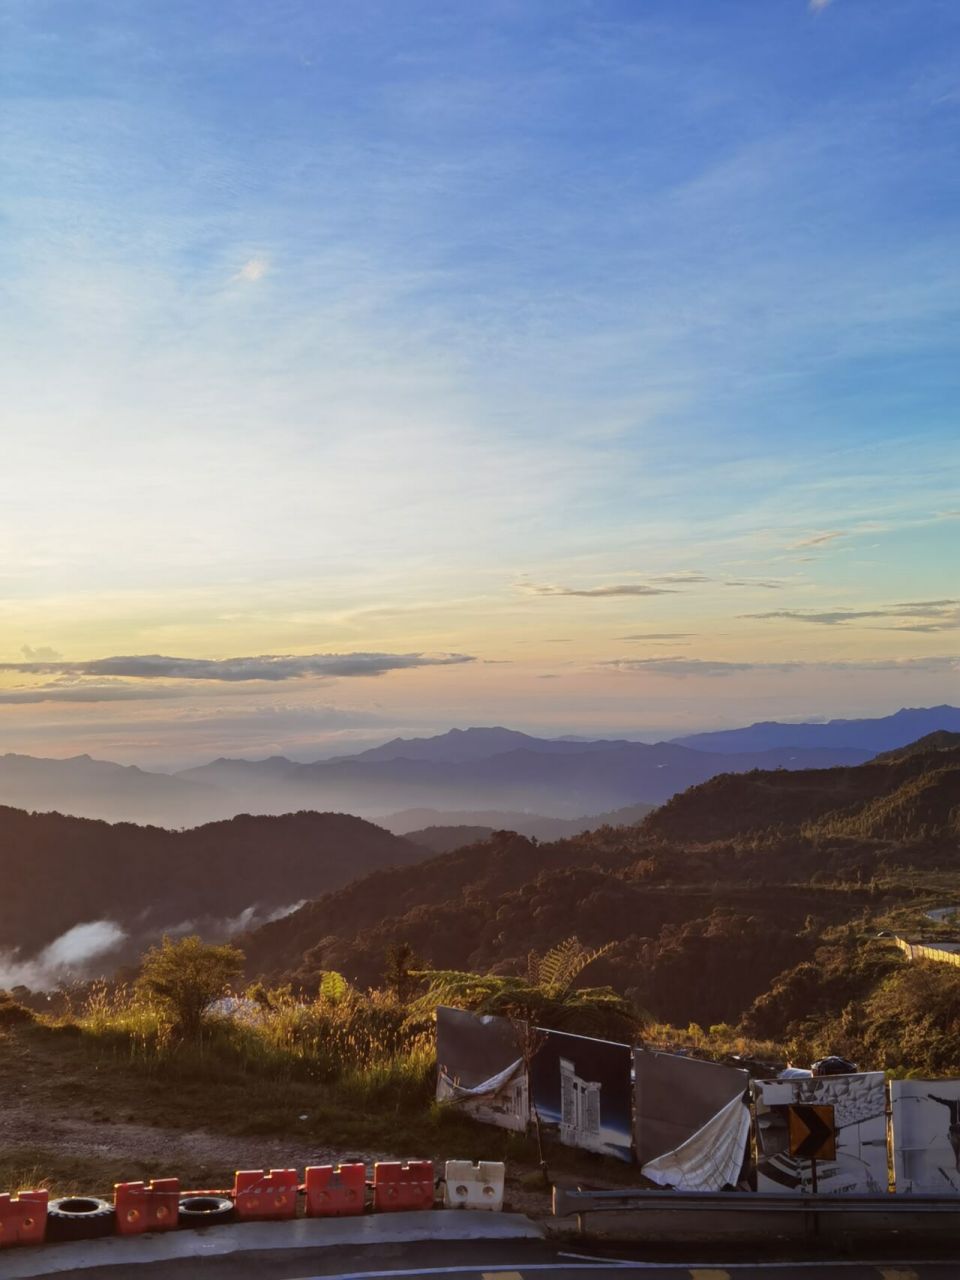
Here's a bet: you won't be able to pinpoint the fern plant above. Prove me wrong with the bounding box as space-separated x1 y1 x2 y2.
411 936 641 1041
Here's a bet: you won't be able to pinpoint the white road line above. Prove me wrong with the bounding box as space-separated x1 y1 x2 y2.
290 1267 635 1279
558 1252 641 1264
290 1263 960 1280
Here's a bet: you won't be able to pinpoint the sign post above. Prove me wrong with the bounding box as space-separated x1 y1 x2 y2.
787 1102 836 1194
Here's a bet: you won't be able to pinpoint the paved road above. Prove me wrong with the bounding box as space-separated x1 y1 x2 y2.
15 1239 960 1280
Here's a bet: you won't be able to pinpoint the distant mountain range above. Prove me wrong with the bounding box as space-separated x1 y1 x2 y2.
339 726 638 764
0 752 228 826
177 741 870 818
672 704 960 754
383 802 656 845
0 705 956 828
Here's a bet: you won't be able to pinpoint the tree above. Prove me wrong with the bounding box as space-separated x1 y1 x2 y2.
383 941 419 1003
136 935 243 1038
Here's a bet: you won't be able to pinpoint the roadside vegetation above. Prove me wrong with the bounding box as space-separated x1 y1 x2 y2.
4 901 960 1199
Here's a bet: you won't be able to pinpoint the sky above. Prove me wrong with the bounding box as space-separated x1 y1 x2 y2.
1 0 958 766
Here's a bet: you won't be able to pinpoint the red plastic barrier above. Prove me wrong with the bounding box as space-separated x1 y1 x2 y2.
372 1161 434 1212
304 1164 366 1217
233 1169 299 1221
0 1191 48 1248
114 1178 179 1235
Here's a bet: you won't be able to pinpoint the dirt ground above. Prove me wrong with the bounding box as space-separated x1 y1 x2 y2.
0 1023 625 1219
0 1103 565 1223
0 1101 387 1185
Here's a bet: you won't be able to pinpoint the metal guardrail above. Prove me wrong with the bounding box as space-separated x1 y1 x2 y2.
553 1185 960 1223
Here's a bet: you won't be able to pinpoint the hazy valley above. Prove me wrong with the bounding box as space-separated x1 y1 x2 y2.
2 706 959 1051
6 705 957 831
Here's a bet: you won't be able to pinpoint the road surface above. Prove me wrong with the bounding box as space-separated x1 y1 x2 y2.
10 1239 960 1280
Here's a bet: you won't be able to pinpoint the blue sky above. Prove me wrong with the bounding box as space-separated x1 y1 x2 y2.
1 0 958 763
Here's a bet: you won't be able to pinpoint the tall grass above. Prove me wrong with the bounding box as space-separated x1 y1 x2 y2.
72 981 436 1113
644 1018 786 1063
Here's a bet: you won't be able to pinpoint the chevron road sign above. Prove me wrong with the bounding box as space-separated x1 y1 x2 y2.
787 1103 836 1161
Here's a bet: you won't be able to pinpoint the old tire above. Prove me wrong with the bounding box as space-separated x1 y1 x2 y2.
46 1196 116 1242
178 1194 235 1227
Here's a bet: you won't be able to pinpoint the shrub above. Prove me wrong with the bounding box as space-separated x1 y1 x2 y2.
135 936 244 1038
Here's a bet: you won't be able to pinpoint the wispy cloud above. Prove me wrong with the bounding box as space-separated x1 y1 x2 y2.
521 582 678 598
0 684 182 705
649 572 712 585
746 600 960 629
789 531 845 549
518 571 712 599
604 655 959 679
606 657 779 677
0 652 475 682
621 632 695 641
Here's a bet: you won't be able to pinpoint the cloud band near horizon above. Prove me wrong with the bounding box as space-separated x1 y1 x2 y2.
604 655 959 678
0 652 475 683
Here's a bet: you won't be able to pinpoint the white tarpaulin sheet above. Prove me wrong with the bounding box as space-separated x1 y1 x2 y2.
435 1063 529 1131
437 1058 525 1105
435 1006 530 1132
754 1071 887 1194
633 1049 749 1167
891 1079 960 1194
642 1093 751 1191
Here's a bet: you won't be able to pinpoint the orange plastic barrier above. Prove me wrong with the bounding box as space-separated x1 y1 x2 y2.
372 1161 434 1212
0 1191 48 1248
304 1163 366 1217
114 1178 180 1235
233 1169 299 1221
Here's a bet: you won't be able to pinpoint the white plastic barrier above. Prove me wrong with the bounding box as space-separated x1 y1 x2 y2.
443 1160 505 1211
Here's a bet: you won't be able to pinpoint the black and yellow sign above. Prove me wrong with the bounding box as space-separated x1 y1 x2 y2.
787 1102 836 1161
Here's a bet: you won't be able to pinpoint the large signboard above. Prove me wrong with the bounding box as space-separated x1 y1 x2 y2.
891 1079 960 1194
754 1072 887 1194
530 1028 633 1163
633 1050 750 1191
435 1006 529 1132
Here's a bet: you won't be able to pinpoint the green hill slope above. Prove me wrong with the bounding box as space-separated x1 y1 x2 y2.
641 743 960 845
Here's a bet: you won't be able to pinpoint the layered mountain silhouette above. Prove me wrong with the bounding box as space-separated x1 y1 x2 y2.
390 802 656 849
177 742 870 819
672 704 960 755
0 752 230 826
0 705 956 828
339 726 637 763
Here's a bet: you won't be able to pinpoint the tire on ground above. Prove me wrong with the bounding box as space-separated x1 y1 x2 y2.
178 1194 235 1227
46 1196 116 1242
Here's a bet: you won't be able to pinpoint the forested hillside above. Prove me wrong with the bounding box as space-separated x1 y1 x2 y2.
0 807 424 959
241 737 960 1038
641 741 960 844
